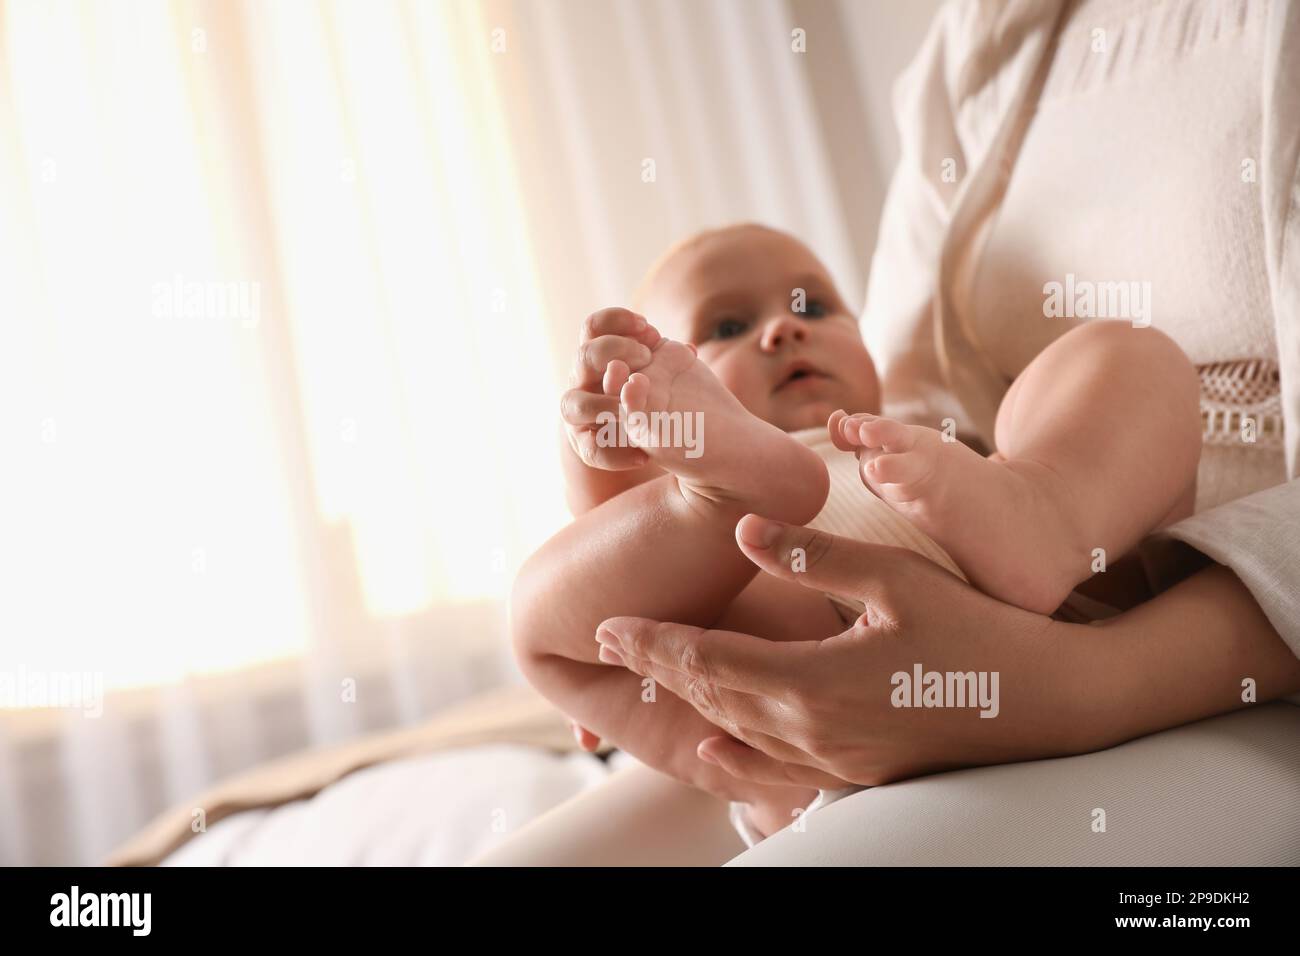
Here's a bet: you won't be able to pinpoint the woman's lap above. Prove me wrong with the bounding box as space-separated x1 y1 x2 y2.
732 702 1300 866
464 757 746 866
469 703 1300 866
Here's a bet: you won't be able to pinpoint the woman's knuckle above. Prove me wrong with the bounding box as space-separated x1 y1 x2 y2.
804 731 839 763
800 528 835 569
787 725 818 757
684 676 717 716
678 638 708 680
776 677 808 714
614 629 640 659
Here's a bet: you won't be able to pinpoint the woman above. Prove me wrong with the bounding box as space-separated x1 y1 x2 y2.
469 0 1300 866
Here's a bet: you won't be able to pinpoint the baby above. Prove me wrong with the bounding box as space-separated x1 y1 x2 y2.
512 223 1201 840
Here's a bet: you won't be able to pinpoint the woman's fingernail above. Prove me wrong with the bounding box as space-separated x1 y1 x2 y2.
697 748 718 766
737 514 781 549
595 627 617 646
633 314 646 330
573 724 586 746
598 644 625 666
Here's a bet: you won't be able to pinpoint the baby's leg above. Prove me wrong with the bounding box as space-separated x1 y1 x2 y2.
834 321 1200 614
992 320 1200 537
515 471 814 670
512 332 828 794
516 334 829 667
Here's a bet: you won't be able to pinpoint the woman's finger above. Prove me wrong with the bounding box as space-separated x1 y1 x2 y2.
598 639 759 737
698 736 850 790
605 642 818 765
597 617 809 699
734 514 901 617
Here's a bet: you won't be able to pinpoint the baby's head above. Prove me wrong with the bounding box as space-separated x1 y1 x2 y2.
632 223 881 432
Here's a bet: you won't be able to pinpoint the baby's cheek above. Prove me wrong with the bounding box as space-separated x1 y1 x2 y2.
709 362 766 414
849 379 882 416
837 356 882 414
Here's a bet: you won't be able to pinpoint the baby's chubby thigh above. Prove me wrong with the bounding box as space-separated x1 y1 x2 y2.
712 569 849 642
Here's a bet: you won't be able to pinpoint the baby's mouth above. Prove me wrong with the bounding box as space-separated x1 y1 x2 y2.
773 360 831 393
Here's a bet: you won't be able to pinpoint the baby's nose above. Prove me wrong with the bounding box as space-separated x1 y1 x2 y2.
759 314 808 351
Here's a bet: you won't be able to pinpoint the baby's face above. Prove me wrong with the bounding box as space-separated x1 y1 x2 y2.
641 227 881 432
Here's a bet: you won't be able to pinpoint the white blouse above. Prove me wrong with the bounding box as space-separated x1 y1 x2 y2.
962 0 1284 511
859 0 1300 663
968 0 1275 373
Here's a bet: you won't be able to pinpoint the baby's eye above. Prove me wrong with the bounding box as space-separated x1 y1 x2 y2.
797 300 829 318
713 317 749 340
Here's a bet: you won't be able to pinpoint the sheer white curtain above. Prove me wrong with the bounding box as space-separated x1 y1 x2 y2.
0 0 939 864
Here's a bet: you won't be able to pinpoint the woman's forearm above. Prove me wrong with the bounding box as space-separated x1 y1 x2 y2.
1072 563 1300 752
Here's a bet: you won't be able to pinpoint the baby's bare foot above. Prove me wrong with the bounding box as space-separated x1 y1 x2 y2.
830 411 1088 615
608 328 827 523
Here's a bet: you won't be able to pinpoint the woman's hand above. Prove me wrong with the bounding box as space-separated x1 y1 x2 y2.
594 514 1093 789
568 718 817 839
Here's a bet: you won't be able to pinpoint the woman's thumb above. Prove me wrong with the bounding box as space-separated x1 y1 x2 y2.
734 513 887 605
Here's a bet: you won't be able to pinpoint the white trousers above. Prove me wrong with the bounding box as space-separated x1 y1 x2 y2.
466 702 1300 866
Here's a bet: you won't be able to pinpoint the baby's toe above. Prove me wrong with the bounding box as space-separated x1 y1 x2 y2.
602 359 631 397
620 371 650 414
828 409 858 451
834 412 877 448
857 416 915 453
865 450 932 486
